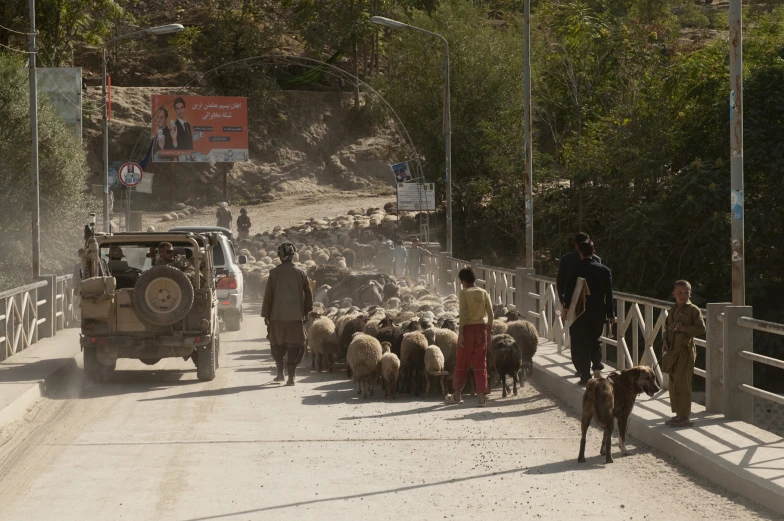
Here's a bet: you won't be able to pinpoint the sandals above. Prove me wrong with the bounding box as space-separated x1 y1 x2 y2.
445 394 464 405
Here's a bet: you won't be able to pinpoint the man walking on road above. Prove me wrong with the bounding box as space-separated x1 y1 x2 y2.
563 241 615 385
261 242 313 386
407 238 428 281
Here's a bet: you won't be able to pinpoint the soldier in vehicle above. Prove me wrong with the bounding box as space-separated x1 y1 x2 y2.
155 242 198 283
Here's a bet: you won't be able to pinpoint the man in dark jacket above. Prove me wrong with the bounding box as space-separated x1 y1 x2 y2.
556 232 601 307
563 241 615 385
261 242 313 385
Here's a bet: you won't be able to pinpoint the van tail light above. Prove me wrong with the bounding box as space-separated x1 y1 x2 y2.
217 275 238 290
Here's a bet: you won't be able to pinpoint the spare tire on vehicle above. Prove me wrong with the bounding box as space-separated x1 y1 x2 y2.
132 265 194 326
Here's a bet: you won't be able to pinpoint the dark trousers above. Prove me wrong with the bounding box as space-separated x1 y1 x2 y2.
271 344 306 368
569 314 605 379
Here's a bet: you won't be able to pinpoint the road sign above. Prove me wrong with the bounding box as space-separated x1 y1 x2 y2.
136 172 154 194
397 182 436 211
118 162 143 187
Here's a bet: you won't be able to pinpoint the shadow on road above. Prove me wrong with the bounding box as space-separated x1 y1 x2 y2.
137 383 280 402
177 465 527 521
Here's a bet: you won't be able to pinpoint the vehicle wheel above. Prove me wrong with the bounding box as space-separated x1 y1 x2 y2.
84 346 115 382
196 336 217 381
224 311 242 332
140 358 162 366
132 265 194 327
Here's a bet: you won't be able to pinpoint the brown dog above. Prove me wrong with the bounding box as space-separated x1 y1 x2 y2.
578 366 660 464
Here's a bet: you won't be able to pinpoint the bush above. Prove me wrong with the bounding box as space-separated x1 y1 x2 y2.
0 55 92 290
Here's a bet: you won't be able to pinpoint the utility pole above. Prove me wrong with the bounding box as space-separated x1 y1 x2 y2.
29 0 40 279
444 44 452 254
729 0 745 305
523 0 533 269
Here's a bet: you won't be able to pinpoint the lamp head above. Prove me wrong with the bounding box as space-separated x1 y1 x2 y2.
370 16 408 30
145 24 185 35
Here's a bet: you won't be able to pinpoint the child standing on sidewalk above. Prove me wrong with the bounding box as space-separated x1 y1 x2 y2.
661 280 705 427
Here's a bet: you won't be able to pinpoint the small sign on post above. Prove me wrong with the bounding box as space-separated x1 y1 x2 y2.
118 162 143 188
397 182 436 211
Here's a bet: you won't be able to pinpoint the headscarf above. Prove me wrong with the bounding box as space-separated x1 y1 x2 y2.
277 242 296 262
221 202 228 208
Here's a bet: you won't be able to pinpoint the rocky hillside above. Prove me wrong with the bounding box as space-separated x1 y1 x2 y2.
83 86 399 206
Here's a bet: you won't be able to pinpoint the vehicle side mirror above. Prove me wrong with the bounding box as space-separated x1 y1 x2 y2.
237 255 248 265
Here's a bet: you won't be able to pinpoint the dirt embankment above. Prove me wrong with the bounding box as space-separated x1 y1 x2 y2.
83 87 401 207
142 191 395 233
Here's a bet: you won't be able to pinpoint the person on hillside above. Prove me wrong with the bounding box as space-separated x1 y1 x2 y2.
237 208 251 239
661 280 705 428
407 238 428 281
563 241 616 385
216 202 232 230
261 242 314 386
393 239 408 278
446 266 493 407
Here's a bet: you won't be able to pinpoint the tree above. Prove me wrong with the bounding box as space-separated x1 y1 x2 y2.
0 54 91 289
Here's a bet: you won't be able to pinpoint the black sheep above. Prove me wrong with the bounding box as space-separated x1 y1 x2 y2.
488 334 523 398
375 326 403 358
339 316 368 362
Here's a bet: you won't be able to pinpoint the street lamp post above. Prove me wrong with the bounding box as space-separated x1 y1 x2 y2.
728 0 745 305
102 24 184 233
371 16 452 254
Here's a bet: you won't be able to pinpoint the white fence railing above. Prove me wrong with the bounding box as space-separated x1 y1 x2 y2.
421 252 780 426
0 275 74 362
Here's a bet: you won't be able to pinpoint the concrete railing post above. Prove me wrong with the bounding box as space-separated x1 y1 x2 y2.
38 275 56 339
514 268 536 326
438 252 450 296
706 302 730 414
723 305 754 423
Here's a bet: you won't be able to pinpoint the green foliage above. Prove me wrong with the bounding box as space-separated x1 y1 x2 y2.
0 54 91 290
1 0 130 67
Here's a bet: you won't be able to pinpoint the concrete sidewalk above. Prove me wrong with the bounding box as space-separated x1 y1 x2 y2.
0 329 81 429
532 339 784 516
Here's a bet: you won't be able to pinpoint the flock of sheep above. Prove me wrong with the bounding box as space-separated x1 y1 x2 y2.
235 204 540 401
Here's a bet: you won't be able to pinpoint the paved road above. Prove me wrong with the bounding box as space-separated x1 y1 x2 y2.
0 306 775 521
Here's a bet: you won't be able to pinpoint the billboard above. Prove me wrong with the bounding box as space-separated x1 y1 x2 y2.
391 161 412 183
37 68 82 141
397 182 436 211
150 95 249 163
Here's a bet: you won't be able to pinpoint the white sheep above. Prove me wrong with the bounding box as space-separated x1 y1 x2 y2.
424 345 449 397
379 342 401 400
308 317 339 373
346 333 383 398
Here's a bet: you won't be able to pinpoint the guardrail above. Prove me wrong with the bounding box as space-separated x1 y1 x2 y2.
423 252 784 427
0 275 74 363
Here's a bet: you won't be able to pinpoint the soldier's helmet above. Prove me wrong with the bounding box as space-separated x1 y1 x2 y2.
240 208 247 214
109 245 124 260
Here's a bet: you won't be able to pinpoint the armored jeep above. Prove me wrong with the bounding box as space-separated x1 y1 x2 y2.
79 231 220 382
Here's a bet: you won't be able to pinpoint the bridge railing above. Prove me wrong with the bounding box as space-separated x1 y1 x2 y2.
425 252 784 427
0 275 75 363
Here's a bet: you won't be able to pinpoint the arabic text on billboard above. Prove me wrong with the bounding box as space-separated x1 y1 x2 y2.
151 95 249 163
397 183 436 211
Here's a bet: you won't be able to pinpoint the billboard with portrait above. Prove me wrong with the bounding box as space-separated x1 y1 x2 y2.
391 161 412 183
150 94 249 163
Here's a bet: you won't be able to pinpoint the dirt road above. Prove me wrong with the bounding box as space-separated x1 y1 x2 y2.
0 308 774 520
142 190 396 233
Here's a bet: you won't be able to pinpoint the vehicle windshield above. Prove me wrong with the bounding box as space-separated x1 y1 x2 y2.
99 242 206 272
